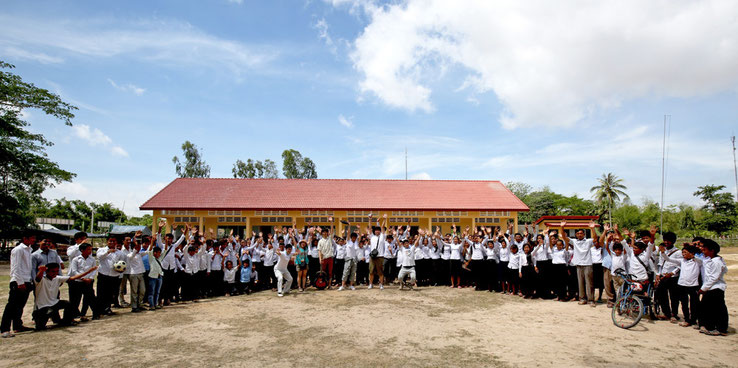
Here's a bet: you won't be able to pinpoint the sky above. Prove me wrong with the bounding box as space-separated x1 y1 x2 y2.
2 0 738 217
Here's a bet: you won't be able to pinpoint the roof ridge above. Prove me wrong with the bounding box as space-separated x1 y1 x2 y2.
174 178 503 183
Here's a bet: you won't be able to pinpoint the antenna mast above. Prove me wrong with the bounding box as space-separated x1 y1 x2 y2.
660 115 670 234
732 135 737 202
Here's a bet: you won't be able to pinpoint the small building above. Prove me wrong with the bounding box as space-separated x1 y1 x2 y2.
534 215 600 238
140 178 529 238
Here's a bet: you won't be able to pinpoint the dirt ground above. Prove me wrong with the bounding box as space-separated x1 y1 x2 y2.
0 249 737 368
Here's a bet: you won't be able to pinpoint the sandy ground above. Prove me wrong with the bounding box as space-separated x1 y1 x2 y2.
0 249 737 368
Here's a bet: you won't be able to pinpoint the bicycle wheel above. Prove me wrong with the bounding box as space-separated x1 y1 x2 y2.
612 295 644 329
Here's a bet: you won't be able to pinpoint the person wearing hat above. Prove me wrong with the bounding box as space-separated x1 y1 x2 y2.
317 218 335 289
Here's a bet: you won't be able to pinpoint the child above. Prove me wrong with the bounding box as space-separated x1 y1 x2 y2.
507 244 523 296
661 244 700 327
33 263 98 330
274 243 294 297
339 228 358 291
520 243 536 298
606 241 627 300
397 239 418 290
223 260 239 296
181 242 206 301
68 243 100 320
697 239 728 336
295 240 310 292
550 238 569 301
238 248 253 295
146 238 164 311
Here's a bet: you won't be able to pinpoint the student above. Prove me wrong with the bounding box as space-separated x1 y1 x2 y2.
507 244 524 295
306 223 320 285
223 260 239 296
435 224 463 288
317 221 335 289
656 231 681 322
550 238 569 301
1 234 36 338
384 232 397 285
146 237 164 311
464 228 490 291
397 239 418 290
65 232 88 265
208 239 228 296
367 214 388 290
32 263 98 331
697 239 728 336
238 248 253 295
333 230 346 287
621 228 654 284
126 239 147 313
560 221 598 307
182 240 206 301
485 231 500 292
339 227 359 291
295 240 310 292
606 240 627 299
118 236 133 308
274 242 294 297
68 243 100 320
520 243 536 298
591 237 604 303
532 231 552 299
497 233 511 294
661 244 700 327
157 221 186 306
97 237 123 316
598 224 618 307
32 238 63 276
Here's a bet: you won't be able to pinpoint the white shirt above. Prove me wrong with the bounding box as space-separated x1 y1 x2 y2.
69 255 97 280
508 252 525 271
35 275 70 309
384 240 396 259
119 248 133 275
275 248 292 271
498 243 510 262
590 246 603 264
658 247 682 275
9 243 33 284
345 239 359 260
449 242 463 260
126 248 146 274
370 234 386 257
700 256 727 291
182 246 205 274
485 244 498 262
400 245 417 267
551 247 569 265
335 242 346 260
662 253 700 287
97 247 121 277
568 238 593 266
625 244 653 281
224 267 237 283
66 244 81 264
210 247 226 271
533 243 551 261
465 237 488 260
158 233 185 270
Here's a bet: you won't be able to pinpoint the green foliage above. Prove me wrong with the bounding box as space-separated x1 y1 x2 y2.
514 185 597 224
172 141 210 178
281 149 318 179
32 198 127 232
232 158 279 178
590 172 629 223
123 214 153 227
693 185 737 235
1 61 76 239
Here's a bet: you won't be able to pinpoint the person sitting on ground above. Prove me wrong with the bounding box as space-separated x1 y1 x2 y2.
33 263 98 331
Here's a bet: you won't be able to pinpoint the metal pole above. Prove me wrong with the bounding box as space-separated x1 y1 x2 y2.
660 115 668 234
732 135 737 202
90 209 95 233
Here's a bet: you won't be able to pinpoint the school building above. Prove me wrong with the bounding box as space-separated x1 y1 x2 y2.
140 178 529 237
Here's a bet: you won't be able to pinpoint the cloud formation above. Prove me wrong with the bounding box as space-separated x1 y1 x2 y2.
338 114 354 128
107 79 145 96
72 124 129 157
346 1 738 129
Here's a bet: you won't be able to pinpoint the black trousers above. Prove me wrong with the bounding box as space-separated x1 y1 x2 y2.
252 262 263 290
383 259 395 283
700 289 728 332
307 256 319 283
656 276 680 318
288 265 298 288
567 266 578 298
551 264 568 299
521 266 535 296
0 282 31 332
486 260 498 291
471 260 485 290
678 285 700 324
96 274 119 313
536 260 552 298
161 269 177 302
33 300 77 329
209 270 225 296
333 259 345 285
357 261 369 285
181 273 197 301
441 259 450 285
69 280 98 318
196 271 208 298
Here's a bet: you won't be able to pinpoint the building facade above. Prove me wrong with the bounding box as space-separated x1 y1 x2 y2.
140 178 529 237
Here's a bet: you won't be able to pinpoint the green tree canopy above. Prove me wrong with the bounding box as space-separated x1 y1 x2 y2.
172 140 210 178
693 184 737 234
32 198 127 232
590 172 629 224
281 149 318 179
232 158 279 178
1 61 76 239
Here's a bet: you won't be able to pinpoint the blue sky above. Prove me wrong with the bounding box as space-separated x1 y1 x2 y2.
2 0 738 216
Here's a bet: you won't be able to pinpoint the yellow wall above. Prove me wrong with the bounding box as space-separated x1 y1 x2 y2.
152 210 521 237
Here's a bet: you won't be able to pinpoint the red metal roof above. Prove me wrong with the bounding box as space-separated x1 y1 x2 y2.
140 178 529 212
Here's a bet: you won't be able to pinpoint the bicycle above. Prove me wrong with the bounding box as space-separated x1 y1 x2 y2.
611 270 656 329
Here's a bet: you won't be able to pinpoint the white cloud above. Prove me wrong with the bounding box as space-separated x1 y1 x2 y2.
314 18 337 55
107 79 145 96
228 0 244 4
2 46 63 64
72 124 129 157
338 114 354 128
410 172 431 180
0 15 274 77
44 180 168 217
346 1 738 129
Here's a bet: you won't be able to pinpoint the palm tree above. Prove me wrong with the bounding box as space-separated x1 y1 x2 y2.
590 173 629 226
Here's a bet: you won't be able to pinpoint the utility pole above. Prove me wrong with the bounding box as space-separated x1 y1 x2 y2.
660 115 670 235
90 209 95 233
730 136 738 201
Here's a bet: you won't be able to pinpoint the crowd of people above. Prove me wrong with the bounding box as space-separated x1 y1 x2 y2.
0 215 729 338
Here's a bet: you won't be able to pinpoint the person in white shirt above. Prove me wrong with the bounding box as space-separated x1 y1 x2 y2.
697 240 728 336
65 232 88 268
32 263 98 331
334 224 348 286
157 221 186 306
96 236 122 316
68 243 100 321
397 239 418 290
604 240 628 301
274 243 294 297
661 244 700 327
434 224 464 288
383 232 397 285
1 234 36 338
560 221 599 307
655 231 681 322
339 225 359 291
145 236 165 311
317 222 335 289
464 227 490 291
208 239 229 296
223 260 239 296
506 244 525 295
550 237 570 301
117 236 133 308
126 238 147 312
531 231 552 299
366 214 388 290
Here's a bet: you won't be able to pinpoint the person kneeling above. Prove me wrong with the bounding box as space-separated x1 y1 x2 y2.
33 263 98 331
398 239 417 290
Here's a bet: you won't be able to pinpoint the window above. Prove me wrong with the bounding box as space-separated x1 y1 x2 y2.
435 211 467 216
173 216 199 223
347 211 372 216
431 218 460 223
254 210 288 216
218 217 249 223
389 217 419 223
474 218 501 223
163 210 195 215
478 211 510 217
304 217 331 223
347 217 370 223
260 217 293 223
301 210 333 216
391 211 424 216
208 210 241 216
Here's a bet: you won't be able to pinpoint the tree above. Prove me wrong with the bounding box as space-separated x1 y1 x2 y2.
281 149 318 179
1 61 76 241
693 185 737 235
590 173 629 226
172 141 210 178
32 198 127 232
505 181 533 201
232 158 279 178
